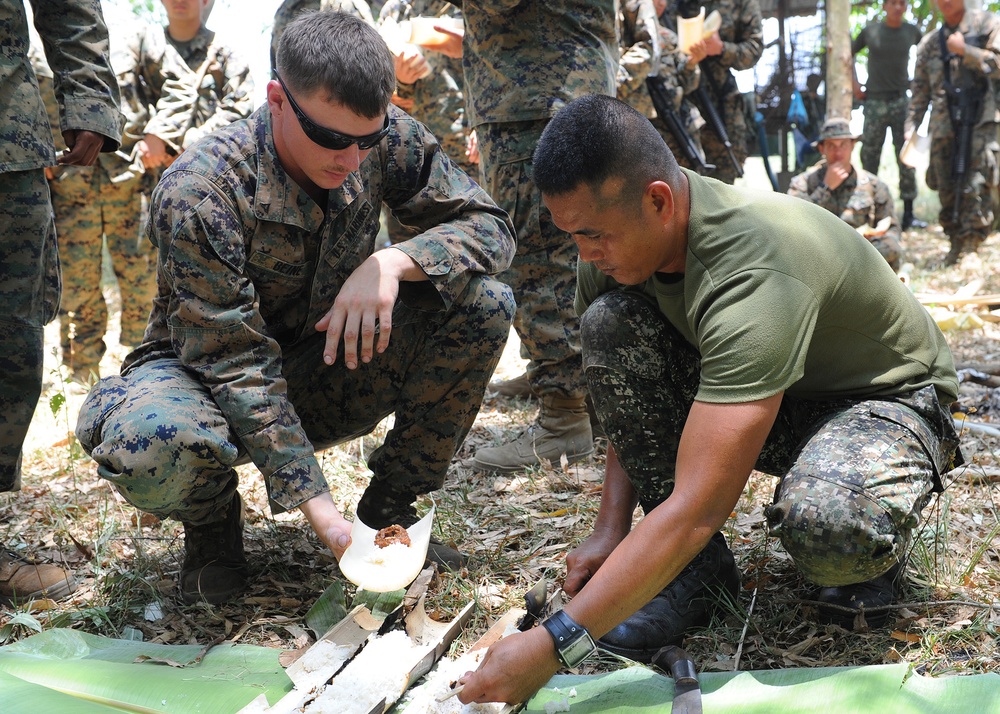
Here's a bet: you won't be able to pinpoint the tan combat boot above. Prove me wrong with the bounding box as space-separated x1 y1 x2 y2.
471 394 594 472
0 549 77 602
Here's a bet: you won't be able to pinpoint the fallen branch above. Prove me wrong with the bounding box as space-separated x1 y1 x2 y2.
785 598 997 615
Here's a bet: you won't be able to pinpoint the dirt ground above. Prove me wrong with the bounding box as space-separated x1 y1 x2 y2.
2 219 998 682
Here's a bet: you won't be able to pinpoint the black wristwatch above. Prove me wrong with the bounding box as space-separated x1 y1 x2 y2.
541 610 597 668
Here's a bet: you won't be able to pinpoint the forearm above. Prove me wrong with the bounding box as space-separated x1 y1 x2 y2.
591 444 638 538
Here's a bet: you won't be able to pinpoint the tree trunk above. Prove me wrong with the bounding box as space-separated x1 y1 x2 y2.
825 0 852 120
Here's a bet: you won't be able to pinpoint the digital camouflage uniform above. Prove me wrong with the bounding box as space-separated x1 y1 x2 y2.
30 36 151 381
76 104 515 526
270 0 375 74
671 0 763 184
852 21 922 202
617 0 705 171
907 8 1000 260
579 171 962 587
0 0 121 493
788 161 903 271
461 0 617 401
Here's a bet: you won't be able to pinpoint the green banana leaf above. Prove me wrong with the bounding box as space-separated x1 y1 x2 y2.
525 663 1000 714
0 629 292 713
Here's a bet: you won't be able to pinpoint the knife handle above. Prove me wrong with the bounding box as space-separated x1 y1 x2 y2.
652 645 698 685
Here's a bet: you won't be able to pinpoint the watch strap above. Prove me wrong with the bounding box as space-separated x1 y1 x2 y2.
541 610 596 667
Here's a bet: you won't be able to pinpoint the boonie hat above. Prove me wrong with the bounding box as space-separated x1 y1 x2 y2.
814 117 862 147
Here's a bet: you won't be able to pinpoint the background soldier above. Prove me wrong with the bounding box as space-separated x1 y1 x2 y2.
681 0 763 184
458 0 618 473
617 0 706 172
788 118 903 272
1 0 121 602
31 33 153 385
852 0 924 229
906 0 1000 265
128 0 254 172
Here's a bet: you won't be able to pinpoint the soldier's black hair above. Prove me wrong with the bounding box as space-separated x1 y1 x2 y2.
276 11 394 119
533 94 681 208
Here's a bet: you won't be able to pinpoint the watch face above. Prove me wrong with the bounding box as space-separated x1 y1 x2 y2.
561 631 597 668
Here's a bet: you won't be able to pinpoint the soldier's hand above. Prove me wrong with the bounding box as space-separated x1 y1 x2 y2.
138 134 170 168
427 25 463 59
466 129 480 165
564 527 623 596
299 493 353 559
395 45 431 83
315 248 421 369
58 129 104 166
946 31 966 56
823 161 851 190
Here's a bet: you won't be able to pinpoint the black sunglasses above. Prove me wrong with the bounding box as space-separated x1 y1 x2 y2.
276 76 390 151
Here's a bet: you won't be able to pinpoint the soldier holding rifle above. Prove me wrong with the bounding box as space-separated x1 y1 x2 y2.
906 0 1000 265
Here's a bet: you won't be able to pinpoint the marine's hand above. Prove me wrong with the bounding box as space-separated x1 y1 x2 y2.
394 45 431 83
299 493 353 559
458 627 559 705
58 130 104 166
138 134 171 168
427 25 463 58
823 160 851 190
564 526 624 596
315 248 419 369
946 31 966 56
466 129 479 164
702 31 724 56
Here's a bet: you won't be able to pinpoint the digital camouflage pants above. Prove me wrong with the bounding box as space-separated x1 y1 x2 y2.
861 96 917 202
0 169 60 492
926 127 999 249
49 164 155 378
476 119 587 400
581 291 962 587
76 275 514 525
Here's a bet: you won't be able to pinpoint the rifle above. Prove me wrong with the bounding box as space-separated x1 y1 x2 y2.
647 75 716 173
694 69 743 177
940 29 985 223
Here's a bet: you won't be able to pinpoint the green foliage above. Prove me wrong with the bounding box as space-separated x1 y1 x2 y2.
851 0 1000 35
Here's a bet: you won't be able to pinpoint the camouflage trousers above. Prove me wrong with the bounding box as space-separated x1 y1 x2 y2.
76 275 514 524
49 165 154 378
860 96 917 201
700 89 748 185
926 128 999 248
581 291 962 587
477 120 586 399
0 169 60 492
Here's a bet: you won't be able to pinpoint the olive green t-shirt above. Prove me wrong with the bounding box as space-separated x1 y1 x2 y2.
852 21 922 99
576 169 959 405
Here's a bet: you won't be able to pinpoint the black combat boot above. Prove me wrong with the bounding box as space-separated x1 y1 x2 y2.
814 560 905 628
597 532 741 662
180 493 249 604
901 200 927 230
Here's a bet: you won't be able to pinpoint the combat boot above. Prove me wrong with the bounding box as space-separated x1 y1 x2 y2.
943 237 966 266
598 532 741 662
180 493 249 604
901 200 927 230
471 394 594 473
0 549 77 602
488 372 533 399
814 560 905 628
